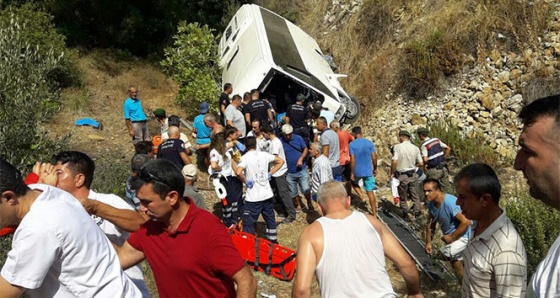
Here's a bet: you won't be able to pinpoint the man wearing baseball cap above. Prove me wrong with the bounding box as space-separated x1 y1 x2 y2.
193 102 212 168
181 164 208 210
416 127 452 192
390 130 424 219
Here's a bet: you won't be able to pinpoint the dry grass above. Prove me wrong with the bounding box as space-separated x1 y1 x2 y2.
290 0 555 102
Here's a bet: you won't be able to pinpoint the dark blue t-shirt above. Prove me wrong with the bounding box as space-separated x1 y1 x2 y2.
281 134 307 173
157 139 187 170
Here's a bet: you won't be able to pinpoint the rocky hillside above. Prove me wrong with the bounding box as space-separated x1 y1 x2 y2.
299 0 560 162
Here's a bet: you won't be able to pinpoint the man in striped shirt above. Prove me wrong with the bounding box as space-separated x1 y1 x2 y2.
310 141 332 202
455 163 527 297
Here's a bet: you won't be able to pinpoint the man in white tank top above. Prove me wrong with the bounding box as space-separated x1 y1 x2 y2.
292 181 424 298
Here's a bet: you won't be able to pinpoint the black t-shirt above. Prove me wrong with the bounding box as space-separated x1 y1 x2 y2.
286 104 309 129
219 92 230 117
243 99 271 125
157 139 187 169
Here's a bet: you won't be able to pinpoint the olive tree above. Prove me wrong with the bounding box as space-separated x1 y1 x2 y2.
161 22 221 115
0 12 67 171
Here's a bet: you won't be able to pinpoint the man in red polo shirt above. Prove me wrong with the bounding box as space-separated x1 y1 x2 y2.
113 159 256 298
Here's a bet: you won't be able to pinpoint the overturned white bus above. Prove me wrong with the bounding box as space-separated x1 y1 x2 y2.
218 4 360 124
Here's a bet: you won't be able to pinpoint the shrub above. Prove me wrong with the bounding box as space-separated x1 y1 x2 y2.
91 153 131 198
0 3 82 87
0 9 68 171
421 120 499 169
505 191 560 277
400 30 463 99
161 22 221 116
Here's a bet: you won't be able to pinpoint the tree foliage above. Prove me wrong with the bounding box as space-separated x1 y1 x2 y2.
161 22 220 114
1 0 249 57
0 9 68 171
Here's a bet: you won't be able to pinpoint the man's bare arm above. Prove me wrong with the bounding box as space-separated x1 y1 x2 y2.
322 145 329 158
443 146 451 158
368 215 423 297
269 156 284 176
79 199 146 232
231 266 257 298
390 160 398 177
113 241 146 270
297 147 308 168
350 154 356 181
0 276 25 298
442 212 470 244
425 214 436 254
292 224 320 298
125 119 134 137
179 152 192 166
371 152 378 176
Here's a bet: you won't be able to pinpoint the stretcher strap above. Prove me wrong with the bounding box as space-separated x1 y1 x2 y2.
254 237 260 271
265 243 274 275
278 253 297 280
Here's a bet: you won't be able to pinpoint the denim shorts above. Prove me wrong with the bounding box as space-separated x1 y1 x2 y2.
286 170 311 198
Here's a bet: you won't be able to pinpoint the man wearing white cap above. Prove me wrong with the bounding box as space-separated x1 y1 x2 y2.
181 164 208 210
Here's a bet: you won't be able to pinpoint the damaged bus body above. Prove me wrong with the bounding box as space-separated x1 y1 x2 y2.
219 4 360 124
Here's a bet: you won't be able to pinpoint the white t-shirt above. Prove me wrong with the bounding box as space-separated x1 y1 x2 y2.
88 190 150 297
238 150 275 202
1 184 141 298
209 148 233 177
527 233 560 297
268 137 287 177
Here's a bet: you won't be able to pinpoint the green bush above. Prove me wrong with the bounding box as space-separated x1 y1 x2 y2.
161 22 221 116
0 3 82 88
0 9 68 172
91 153 131 198
505 192 560 277
400 30 463 99
420 120 500 169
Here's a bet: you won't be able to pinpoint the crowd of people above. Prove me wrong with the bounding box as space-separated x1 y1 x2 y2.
0 84 558 298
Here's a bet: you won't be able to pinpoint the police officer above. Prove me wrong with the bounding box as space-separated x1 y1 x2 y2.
416 127 452 192
243 89 273 128
390 130 423 218
285 93 310 143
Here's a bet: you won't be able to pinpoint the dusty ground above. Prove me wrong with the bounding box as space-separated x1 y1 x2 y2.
49 51 458 297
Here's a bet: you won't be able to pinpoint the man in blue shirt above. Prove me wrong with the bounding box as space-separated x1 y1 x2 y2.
123 85 150 144
281 124 314 214
423 178 471 279
192 102 212 168
349 126 378 215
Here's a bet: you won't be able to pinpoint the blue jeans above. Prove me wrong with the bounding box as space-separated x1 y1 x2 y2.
286 170 311 198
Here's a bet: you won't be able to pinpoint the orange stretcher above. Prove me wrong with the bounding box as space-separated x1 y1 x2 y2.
229 227 297 281
0 226 16 237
